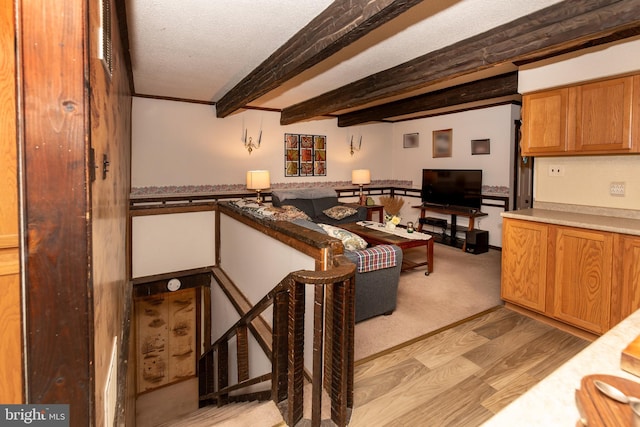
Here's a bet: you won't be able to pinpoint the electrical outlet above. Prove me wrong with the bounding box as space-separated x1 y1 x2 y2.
610 182 626 196
548 165 564 176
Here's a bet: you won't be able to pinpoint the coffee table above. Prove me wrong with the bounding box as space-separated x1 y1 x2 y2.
340 222 434 275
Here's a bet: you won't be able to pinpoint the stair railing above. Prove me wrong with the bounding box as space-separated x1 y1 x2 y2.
199 255 355 427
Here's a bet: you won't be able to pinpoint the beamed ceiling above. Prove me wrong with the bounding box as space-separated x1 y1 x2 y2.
125 0 640 127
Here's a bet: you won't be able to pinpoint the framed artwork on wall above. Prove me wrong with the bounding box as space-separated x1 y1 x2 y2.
284 133 327 177
432 129 452 158
471 138 491 155
403 133 419 148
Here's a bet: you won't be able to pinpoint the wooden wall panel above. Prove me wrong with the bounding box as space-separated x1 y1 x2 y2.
88 0 132 424
0 0 23 404
20 0 91 424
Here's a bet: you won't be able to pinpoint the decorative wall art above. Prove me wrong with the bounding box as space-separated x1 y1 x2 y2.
471 138 491 155
432 129 453 158
284 133 327 177
403 133 419 148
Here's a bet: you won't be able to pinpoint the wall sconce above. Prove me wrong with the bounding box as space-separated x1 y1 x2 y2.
243 129 262 154
246 170 270 203
349 135 362 156
352 169 370 205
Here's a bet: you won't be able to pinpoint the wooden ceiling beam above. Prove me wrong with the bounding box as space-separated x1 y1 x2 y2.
337 72 518 127
214 0 425 118
281 0 640 125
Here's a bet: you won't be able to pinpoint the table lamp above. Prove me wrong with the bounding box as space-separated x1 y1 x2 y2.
246 170 270 203
352 169 371 205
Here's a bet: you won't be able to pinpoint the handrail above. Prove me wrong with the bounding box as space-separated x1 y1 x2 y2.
199 255 356 427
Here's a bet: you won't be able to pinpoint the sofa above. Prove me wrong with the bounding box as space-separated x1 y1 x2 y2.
291 218 402 323
271 188 367 225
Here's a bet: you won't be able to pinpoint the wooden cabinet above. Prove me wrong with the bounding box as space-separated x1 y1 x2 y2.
521 74 640 156
501 219 548 312
521 88 569 155
613 234 640 325
574 76 634 152
502 218 640 335
550 226 613 334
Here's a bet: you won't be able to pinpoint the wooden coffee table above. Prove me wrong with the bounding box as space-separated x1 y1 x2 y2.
340 222 434 275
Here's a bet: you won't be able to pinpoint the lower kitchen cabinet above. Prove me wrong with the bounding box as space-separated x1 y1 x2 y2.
502 218 639 335
501 219 548 313
550 226 613 334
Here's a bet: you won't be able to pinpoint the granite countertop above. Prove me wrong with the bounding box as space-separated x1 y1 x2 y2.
501 202 640 237
483 308 640 426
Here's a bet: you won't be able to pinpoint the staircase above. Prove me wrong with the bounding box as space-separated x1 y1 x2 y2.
198 256 356 426
158 400 285 427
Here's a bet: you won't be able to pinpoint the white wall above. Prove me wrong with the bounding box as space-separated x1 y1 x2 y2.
390 104 517 246
132 98 392 188
131 211 216 278
519 38 640 210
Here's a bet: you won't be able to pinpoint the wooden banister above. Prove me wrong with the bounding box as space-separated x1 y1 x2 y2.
200 256 356 426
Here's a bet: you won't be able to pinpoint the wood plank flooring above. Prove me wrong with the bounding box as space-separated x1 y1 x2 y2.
349 307 589 427
161 307 588 426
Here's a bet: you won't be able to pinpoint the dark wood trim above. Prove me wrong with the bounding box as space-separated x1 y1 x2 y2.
134 93 216 105
215 0 424 118
20 0 93 423
114 0 134 95
389 99 521 123
337 72 519 126
281 0 640 124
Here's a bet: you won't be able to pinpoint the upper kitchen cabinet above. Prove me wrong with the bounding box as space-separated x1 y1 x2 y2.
521 74 640 156
521 88 569 155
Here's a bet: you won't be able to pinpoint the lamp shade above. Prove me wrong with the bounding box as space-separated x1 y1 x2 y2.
351 169 371 185
246 170 270 190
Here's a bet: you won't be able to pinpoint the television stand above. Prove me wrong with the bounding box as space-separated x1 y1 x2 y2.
413 204 488 251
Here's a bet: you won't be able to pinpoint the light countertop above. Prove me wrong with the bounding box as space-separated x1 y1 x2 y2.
502 206 640 237
483 308 640 426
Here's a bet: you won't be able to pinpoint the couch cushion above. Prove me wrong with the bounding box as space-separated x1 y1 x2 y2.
312 197 339 215
317 223 368 251
352 245 398 273
271 205 311 221
276 198 314 216
323 205 358 220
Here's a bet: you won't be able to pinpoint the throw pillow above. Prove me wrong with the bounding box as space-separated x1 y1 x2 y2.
318 224 368 251
271 205 311 221
323 205 357 220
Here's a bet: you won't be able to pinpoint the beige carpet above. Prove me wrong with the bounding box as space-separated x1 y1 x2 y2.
354 243 503 361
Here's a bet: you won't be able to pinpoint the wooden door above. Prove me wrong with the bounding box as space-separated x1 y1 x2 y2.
574 76 634 152
612 235 640 326
521 88 569 155
0 0 23 403
552 226 613 334
501 219 548 312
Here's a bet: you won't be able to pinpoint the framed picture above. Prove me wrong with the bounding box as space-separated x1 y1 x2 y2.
471 138 491 155
403 133 419 148
432 129 452 158
284 133 327 177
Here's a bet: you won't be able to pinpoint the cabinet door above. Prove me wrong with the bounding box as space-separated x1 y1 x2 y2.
552 227 613 334
521 88 569 155
501 219 548 312
574 76 633 152
614 235 640 325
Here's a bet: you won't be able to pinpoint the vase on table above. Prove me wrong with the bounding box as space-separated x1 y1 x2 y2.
385 221 396 231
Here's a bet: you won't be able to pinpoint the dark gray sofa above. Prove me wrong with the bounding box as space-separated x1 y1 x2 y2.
344 245 403 323
272 188 367 225
291 218 402 323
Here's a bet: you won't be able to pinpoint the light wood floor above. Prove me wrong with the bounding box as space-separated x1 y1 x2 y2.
348 307 589 427
161 307 588 426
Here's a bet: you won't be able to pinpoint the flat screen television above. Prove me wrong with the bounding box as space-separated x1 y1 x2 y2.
421 169 483 210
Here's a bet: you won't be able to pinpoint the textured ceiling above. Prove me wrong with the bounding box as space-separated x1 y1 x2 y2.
126 0 564 110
